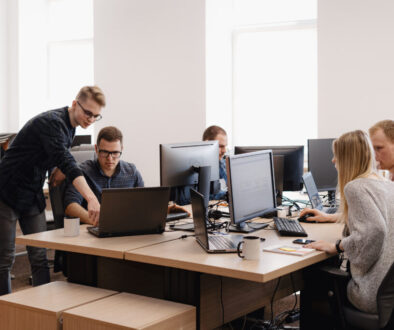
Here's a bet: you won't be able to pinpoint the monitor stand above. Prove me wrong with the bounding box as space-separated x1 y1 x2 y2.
229 222 268 233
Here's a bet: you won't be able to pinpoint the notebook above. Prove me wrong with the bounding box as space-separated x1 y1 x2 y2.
264 244 315 256
190 189 243 253
302 172 337 214
87 187 170 238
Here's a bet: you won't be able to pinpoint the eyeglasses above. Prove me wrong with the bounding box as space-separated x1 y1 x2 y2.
77 101 102 121
98 149 122 159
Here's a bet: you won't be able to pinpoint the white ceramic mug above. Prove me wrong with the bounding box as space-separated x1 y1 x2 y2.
237 236 261 260
64 218 80 237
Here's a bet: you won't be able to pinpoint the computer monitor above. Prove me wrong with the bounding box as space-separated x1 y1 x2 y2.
308 138 337 201
234 145 304 191
226 150 277 233
235 147 284 205
160 141 220 208
71 135 92 147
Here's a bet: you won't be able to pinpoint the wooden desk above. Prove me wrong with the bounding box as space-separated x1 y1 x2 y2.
125 222 342 283
16 224 184 259
15 222 343 329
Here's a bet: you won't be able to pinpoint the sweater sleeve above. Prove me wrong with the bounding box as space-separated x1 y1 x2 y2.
341 181 387 274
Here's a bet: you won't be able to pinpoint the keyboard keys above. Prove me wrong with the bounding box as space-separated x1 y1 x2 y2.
274 217 308 237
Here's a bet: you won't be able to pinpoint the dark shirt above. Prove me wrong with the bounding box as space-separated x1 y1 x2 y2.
210 157 228 200
64 159 144 209
0 107 82 213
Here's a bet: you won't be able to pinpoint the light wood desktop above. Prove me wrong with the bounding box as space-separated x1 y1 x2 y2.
15 224 183 259
125 221 342 283
16 220 343 329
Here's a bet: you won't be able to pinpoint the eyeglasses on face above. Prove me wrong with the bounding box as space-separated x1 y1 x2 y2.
98 149 122 159
77 101 103 121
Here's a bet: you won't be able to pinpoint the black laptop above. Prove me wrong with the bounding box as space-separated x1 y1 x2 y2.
190 189 243 253
302 172 337 214
87 187 170 238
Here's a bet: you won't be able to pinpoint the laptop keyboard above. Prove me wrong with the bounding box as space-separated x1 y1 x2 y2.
274 217 308 237
209 235 236 250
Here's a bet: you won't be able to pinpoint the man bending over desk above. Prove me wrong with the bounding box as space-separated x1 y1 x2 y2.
64 126 188 224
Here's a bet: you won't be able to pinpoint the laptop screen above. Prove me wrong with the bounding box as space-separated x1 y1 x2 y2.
190 189 209 249
303 172 323 210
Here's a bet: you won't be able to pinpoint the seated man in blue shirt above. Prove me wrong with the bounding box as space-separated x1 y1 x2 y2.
64 126 188 224
202 125 228 200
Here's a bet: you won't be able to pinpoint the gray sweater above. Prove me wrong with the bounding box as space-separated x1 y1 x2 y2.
342 177 394 313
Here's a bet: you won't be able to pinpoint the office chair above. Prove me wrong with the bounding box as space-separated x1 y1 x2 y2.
321 261 394 330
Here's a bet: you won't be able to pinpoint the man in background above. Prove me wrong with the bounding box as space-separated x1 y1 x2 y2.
369 119 394 181
202 125 228 200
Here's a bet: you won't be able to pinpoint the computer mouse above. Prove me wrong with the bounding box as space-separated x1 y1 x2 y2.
298 213 317 223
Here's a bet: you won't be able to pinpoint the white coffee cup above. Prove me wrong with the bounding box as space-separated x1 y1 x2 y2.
237 236 261 260
64 218 80 237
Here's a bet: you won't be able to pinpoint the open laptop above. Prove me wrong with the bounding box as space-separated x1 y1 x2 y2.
302 172 337 214
190 189 243 253
87 187 170 238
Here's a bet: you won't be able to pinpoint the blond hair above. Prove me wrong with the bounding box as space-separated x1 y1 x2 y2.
333 130 377 224
76 86 106 107
369 120 394 143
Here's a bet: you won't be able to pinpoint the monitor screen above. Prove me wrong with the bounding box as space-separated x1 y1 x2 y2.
226 150 276 232
71 135 92 147
234 145 304 191
308 138 337 192
160 141 220 206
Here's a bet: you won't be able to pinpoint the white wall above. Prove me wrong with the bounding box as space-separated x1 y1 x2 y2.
94 0 206 186
205 0 233 145
0 0 19 132
318 0 394 138
0 0 7 131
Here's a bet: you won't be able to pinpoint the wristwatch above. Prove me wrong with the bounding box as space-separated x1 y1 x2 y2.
335 239 343 253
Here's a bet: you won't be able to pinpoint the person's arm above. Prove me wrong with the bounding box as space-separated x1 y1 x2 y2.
167 204 191 216
340 182 386 273
64 174 99 225
299 207 339 223
72 176 100 225
65 202 91 224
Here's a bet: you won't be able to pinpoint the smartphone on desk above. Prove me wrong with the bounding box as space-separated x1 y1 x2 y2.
293 239 315 245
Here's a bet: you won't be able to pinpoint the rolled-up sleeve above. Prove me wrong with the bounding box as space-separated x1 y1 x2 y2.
64 181 84 209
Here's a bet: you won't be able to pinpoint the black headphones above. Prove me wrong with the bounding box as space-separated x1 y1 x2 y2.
208 209 230 220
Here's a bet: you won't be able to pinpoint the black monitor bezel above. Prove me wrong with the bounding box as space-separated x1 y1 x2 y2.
307 138 337 192
234 145 304 191
226 150 277 226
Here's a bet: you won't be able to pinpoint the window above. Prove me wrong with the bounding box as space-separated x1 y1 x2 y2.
206 0 317 149
18 0 94 136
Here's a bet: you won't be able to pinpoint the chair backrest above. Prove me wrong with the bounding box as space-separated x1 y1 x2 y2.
377 260 394 328
71 149 96 163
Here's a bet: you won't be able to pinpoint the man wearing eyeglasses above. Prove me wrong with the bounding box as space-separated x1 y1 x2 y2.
0 85 105 295
64 126 189 224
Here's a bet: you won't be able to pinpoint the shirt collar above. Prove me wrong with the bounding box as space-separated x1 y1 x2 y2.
95 159 122 178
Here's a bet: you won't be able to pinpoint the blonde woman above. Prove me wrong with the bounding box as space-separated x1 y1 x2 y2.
305 130 394 314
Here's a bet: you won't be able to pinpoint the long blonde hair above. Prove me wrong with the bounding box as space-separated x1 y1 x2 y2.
333 130 377 224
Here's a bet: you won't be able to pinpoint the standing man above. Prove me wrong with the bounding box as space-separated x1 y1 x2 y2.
0 86 105 295
369 120 394 181
202 125 228 200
